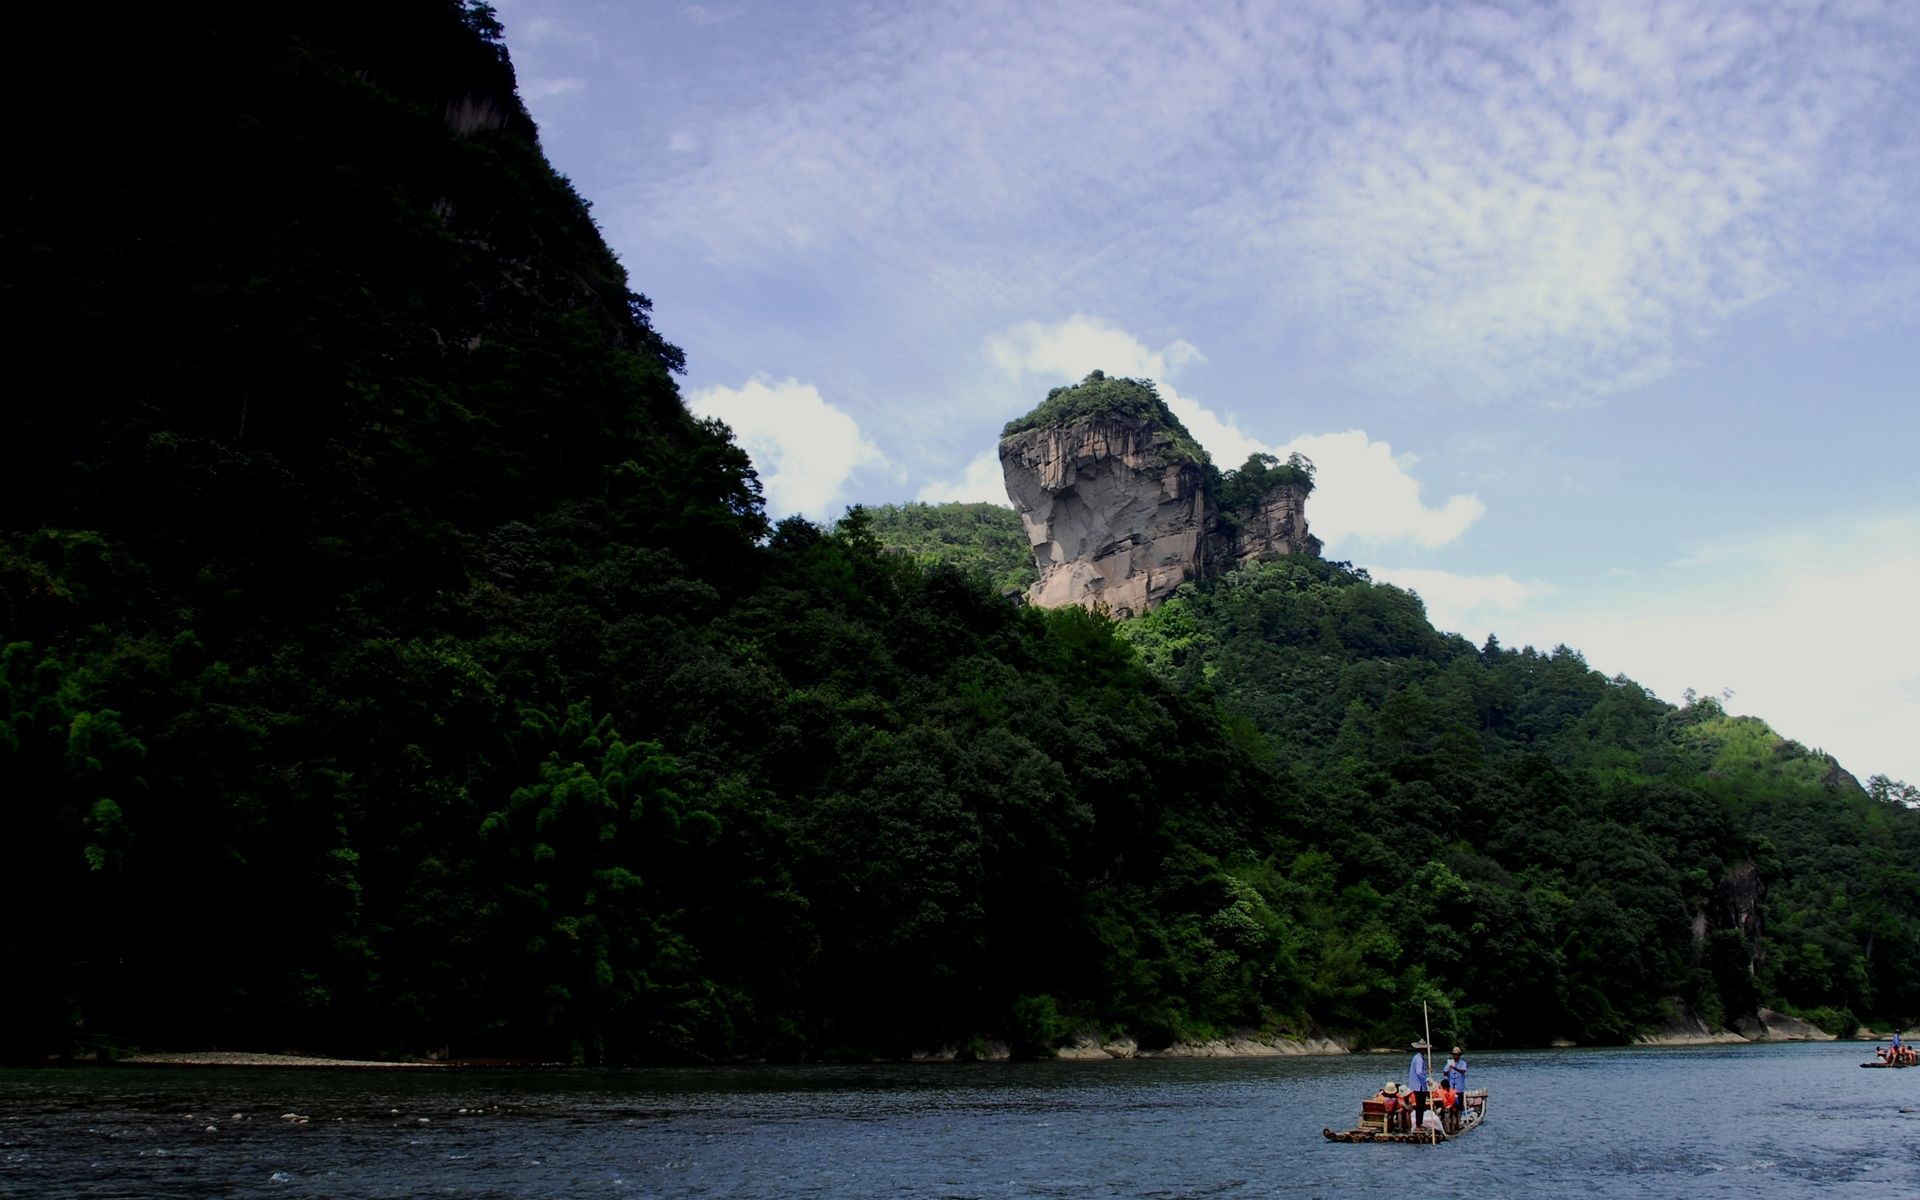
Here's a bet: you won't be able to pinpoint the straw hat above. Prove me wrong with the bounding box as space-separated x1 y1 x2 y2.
1411 1039 1431 1049
1451 1045 1464 1055
1384 1080 1400 1094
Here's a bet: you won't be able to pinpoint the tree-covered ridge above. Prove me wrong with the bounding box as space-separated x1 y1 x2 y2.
5 1 1917 1067
1121 559 1920 1041
1218 452 1318 504
2 0 768 1062
858 502 1038 595
1000 372 1211 465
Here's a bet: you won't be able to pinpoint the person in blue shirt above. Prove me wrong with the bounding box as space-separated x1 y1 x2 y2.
1408 1039 1431 1120
1442 1046 1468 1130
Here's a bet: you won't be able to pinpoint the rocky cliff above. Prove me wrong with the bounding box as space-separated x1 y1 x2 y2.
1231 477 1320 566
999 373 1320 616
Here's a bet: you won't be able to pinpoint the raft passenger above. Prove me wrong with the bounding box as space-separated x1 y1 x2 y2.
1375 1080 1401 1133
1442 1046 1468 1127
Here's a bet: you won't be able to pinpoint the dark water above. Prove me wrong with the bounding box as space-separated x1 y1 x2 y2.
4 1043 1918 1198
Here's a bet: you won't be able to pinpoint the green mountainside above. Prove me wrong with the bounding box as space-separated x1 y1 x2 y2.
856 503 1038 596
1121 561 1919 1041
3 2 1915 1064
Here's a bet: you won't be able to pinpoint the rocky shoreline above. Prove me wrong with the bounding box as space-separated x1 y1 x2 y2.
106 1009 1869 1068
1632 1005 1838 1047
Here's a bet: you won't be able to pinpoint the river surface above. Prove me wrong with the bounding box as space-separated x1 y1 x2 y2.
3 1042 1918 1198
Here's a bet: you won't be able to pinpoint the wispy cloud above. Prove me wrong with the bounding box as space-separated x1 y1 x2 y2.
624 0 1919 404
521 76 586 100
513 12 599 50
688 376 890 519
1364 566 1558 639
681 5 741 28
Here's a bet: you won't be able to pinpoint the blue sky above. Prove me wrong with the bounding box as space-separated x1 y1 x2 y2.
494 0 1920 786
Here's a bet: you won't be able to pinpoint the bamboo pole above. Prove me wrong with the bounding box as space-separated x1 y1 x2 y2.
1424 1001 1435 1145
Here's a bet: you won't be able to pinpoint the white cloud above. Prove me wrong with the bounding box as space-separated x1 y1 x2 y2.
1364 567 1556 639
984 315 1266 464
1275 432 1486 551
688 375 888 518
1483 517 1920 784
917 450 1010 506
986 316 1192 384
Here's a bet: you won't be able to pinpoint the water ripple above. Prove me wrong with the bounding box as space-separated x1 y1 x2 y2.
2 1045 1918 1198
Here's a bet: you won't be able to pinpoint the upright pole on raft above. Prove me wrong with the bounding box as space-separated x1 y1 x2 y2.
1424 1001 1435 1145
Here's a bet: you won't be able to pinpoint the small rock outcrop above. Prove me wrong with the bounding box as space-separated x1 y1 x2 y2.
1633 999 1747 1045
999 372 1319 616
1231 476 1319 566
1732 1008 1836 1042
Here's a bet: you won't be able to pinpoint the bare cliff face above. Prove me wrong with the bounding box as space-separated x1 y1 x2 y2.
998 375 1320 616
1000 415 1228 617
1232 481 1322 565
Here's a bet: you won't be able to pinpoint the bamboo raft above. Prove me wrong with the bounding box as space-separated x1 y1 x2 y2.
1860 1059 1917 1068
1323 1088 1489 1143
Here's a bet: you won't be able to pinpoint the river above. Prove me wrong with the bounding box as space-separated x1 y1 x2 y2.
3 1042 1917 1197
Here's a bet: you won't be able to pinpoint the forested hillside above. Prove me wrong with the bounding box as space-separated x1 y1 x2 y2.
4 2 1915 1065
857 503 1036 596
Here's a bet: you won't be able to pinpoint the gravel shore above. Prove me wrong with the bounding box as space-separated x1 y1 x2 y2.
121 1051 444 1068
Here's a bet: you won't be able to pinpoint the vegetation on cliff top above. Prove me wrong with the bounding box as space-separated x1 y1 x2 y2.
5 1 1917 1065
1218 451 1317 503
1000 372 1212 465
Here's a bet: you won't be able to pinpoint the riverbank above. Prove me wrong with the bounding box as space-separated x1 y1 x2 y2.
119 1052 447 1069
97 1008 1867 1068
1633 1005 1837 1046
910 1030 1352 1061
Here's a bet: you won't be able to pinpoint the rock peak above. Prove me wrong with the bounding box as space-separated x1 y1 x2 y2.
999 375 1320 616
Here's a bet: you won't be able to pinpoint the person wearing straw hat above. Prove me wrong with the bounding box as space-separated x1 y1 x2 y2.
1442 1046 1468 1130
1408 1039 1431 1123
1373 1080 1402 1133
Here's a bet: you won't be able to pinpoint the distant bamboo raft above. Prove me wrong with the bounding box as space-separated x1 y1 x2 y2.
1322 1089 1489 1143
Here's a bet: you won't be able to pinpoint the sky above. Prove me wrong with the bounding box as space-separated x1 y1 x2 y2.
494 0 1920 786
